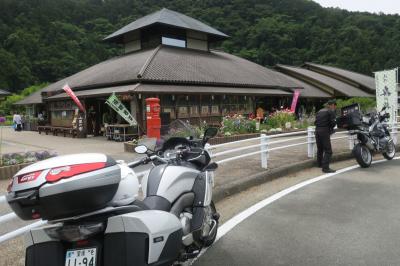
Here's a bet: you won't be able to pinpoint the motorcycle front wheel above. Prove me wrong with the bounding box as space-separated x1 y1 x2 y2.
353 143 372 168
383 141 396 160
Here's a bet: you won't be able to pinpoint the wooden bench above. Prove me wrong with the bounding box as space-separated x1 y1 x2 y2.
38 126 52 135
52 127 77 138
38 126 77 138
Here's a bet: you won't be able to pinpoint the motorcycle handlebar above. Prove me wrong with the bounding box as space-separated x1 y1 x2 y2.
129 146 206 168
127 157 149 168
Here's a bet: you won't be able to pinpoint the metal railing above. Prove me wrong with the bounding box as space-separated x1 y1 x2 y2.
0 122 399 245
210 122 399 169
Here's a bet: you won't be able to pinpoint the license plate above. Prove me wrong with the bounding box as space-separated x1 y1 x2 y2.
65 248 96 266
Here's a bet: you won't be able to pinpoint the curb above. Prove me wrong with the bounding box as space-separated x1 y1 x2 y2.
213 151 354 202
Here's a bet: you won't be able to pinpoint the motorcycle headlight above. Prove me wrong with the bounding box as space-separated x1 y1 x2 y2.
44 222 104 242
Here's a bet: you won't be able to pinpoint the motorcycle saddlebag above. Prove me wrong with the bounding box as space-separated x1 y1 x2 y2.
104 210 183 266
6 153 121 221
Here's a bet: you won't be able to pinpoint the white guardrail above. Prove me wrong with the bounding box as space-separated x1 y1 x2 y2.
0 123 399 245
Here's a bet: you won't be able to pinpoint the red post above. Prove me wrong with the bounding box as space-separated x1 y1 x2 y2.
145 98 161 139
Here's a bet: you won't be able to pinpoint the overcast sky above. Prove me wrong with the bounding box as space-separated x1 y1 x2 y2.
313 0 400 15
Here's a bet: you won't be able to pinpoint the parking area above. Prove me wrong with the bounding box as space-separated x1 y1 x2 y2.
0 127 137 161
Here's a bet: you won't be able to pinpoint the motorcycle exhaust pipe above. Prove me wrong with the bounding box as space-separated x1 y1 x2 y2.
365 139 375 150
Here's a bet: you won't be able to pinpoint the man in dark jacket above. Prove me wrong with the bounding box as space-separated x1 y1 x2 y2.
315 100 337 173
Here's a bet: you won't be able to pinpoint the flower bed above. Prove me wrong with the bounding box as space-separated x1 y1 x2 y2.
220 110 312 137
1 150 57 166
0 163 31 180
0 150 57 179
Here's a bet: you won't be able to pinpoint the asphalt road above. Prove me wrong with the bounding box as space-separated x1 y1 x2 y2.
194 159 400 266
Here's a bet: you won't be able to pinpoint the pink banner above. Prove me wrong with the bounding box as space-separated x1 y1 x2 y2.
290 89 301 113
63 84 85 112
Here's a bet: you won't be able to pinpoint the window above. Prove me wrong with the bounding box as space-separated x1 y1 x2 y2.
162 37 186 48
190 106 199 116
201 106 209 115
211 105 219 114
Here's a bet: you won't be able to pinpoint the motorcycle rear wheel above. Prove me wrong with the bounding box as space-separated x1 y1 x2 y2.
353 143 372 168
383 141 396 160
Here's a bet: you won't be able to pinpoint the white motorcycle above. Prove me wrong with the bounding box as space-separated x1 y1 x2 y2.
6 128 219 266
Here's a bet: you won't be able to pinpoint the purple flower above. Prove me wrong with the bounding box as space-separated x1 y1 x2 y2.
0 117 5 123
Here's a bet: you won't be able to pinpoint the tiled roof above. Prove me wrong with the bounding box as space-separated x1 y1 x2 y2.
134 84 291 95
140 46 300 89
104 8 228 42
14 89 43 105
276 65 373 97
46 83 290 101
304 62 375 92
46 84 139 100
41 45 300 95
41 47 156 93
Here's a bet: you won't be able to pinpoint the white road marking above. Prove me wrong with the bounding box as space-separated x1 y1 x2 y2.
191 157 400 264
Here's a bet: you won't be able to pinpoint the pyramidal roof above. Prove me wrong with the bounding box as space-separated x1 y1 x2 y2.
104 8 228 42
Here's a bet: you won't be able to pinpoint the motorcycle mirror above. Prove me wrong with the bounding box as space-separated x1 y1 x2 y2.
134 145 148 154
203 127 218 143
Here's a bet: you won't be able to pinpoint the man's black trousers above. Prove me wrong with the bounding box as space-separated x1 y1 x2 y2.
315 127 332 170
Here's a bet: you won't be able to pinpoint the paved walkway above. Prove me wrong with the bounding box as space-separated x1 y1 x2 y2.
0 127 139 160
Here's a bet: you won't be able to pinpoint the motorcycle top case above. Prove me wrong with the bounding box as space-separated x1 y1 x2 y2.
337 104 362 129
6 153 121 221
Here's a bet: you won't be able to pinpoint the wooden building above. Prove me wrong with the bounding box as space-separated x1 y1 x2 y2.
16 8 376 135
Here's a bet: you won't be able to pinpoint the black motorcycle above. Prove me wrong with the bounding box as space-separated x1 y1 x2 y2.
337 104 396 168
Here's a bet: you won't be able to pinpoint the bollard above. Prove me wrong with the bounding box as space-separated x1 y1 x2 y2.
391 123 398 145
260 134 269 169
307 127 315 158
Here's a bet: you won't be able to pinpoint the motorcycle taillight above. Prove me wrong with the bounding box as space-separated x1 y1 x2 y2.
45 162 106 182
44 223 105 242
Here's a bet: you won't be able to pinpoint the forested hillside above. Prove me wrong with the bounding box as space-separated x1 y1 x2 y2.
1 0 400 92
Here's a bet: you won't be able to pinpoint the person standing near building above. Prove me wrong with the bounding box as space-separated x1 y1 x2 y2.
13 112 22 131
315 100 337 173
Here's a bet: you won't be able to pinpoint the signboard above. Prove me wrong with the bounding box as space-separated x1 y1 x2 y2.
63 84 85 112
375 68 398 124
290 89 301 113
105 93 137 126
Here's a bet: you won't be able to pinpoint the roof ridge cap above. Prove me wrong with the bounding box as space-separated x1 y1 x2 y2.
137 45 162 78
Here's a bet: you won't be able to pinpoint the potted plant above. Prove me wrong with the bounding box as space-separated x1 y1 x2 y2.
124 138 140 153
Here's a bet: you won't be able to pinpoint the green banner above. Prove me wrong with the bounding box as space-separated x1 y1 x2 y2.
105 93 137 126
